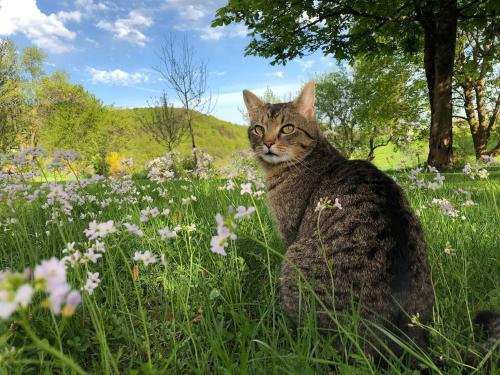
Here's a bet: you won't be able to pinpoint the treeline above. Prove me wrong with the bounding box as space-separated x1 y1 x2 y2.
0 40 116 173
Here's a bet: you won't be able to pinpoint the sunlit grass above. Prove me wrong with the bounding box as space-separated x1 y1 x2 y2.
0 170 498 374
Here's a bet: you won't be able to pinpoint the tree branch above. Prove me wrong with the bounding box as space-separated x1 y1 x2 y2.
487 93 500 132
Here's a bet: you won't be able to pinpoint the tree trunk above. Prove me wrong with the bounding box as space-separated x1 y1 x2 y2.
187 119 196 150
186 113 197 165
423 0 457 168
462 81 483 158
487 140 500 157
473 78 491 157
367 137 375 161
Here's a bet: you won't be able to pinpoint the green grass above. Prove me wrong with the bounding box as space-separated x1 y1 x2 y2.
0 167 499 374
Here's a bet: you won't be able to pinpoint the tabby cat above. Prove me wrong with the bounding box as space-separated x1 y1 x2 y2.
243 82 500 367
243 81 435 362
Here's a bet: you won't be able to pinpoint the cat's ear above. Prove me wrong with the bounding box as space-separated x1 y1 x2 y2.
243 90 264 117
293 81 316 120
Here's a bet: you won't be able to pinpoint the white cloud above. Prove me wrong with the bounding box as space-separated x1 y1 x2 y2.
266 71 284 78
164 0 223 21
87 67 149 86
0 0 76 53
320 56 336 68
75 0 110 14
97 10 152 46
164 0 247 41
296 59 315 71
56 11 82 23
198 24 247 41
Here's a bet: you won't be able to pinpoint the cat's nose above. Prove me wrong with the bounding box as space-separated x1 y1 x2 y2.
264 140 275 148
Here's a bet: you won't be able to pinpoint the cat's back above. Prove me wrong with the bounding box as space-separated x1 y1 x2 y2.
298 157 433 312
305 158 415 234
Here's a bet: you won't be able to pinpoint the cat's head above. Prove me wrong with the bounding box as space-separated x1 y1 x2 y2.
243 81 320 165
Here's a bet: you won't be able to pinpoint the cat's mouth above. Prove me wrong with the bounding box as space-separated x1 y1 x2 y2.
259 149 290 164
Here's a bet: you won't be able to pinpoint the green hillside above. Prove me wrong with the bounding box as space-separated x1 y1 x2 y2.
113 108 249 166
39 107 249 168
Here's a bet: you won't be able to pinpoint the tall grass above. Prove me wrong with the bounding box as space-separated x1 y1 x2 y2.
0 168 498 374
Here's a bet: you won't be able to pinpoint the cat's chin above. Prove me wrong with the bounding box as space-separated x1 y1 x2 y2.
259 153 291 164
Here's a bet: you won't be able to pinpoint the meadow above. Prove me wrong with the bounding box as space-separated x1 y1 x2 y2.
0 149 499 374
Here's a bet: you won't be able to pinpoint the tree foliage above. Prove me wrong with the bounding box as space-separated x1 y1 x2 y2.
0 40 111 172
38 72 109 167
316 56 428 159
0 40 24 152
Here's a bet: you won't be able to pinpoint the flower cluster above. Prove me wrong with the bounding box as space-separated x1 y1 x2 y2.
47 150 81 171
0 271 34 319
140 207 160 222
0 258 82 319
145 152 181 183
190 148 214 179
133 251 158 266
314 197 343 212
463 163 489 180
84 220 117 240
210 205 256 256
406 166 445 191
430 198 461 218
83 272 100 295
34 258 82 315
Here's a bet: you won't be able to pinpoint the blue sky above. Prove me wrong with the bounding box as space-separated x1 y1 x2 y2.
0 0 339 124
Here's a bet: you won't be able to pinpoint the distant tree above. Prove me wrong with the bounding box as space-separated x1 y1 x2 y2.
316 56 427 160
140 92 187 151
156 35 214 163
38 73 109 165
353 56 428 160
454 22 499 158
20 46 46 148
214 0 499 167
0 39 23 152
316 71 361 158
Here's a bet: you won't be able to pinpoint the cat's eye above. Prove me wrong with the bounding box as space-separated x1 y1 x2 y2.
281 124 295 134
253 125 265 136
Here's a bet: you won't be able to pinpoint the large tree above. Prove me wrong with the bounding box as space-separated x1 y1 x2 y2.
316 71 360 158
21 46 46 148
214 0 498 167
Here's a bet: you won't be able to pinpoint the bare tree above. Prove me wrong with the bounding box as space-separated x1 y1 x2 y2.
156 35 214 163
140 92 186 151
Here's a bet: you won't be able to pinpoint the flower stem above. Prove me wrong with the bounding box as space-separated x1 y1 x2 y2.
19 317 87 375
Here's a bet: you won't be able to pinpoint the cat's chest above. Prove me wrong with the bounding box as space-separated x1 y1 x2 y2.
267 175 315 245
